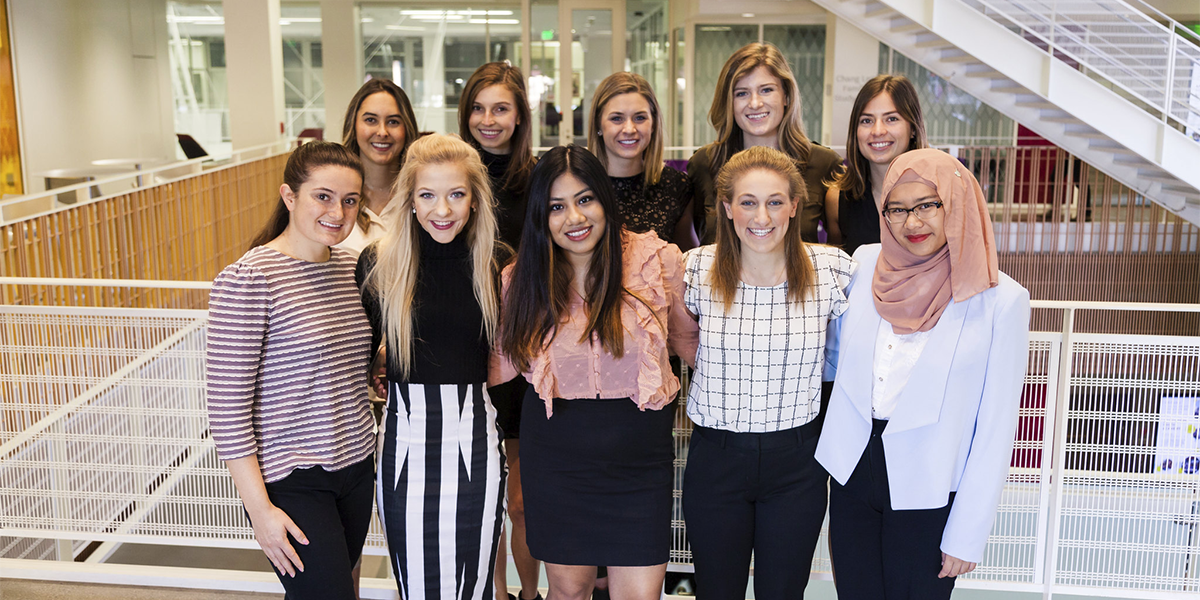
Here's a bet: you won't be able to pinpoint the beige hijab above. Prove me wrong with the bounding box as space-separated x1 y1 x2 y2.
873 149 998 334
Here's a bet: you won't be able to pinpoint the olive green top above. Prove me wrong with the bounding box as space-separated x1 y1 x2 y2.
687 142 843 245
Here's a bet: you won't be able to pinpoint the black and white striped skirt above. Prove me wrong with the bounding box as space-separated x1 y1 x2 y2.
377 382 506 600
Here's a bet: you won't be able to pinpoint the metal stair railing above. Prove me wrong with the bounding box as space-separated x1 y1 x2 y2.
959 0 1200 134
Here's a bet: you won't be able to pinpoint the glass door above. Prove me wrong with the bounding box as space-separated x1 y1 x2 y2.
558 0 625 146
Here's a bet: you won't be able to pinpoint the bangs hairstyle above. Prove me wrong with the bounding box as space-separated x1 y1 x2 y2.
500 145 628 373
587 72 665 187
341 78 419 234
833 74 928 199
251 141 364 249
709 43 812 174
712 146 814 312
362 134 500 379
458 62 536 194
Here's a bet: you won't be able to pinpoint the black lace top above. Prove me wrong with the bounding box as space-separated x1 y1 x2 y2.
609 165 691 243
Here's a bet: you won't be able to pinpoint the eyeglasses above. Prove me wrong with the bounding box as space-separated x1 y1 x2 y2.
882 201 943 225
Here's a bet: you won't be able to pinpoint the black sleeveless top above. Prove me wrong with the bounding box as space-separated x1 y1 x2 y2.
838 188 881 257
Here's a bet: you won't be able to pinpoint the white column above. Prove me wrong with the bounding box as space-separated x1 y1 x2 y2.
823 15 879 149
421 28 447 132
223 0 285 149
320 0 362 142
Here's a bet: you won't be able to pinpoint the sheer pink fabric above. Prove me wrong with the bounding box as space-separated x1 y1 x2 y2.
490 231 699 418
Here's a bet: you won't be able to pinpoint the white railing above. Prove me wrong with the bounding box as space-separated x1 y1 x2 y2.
2 283 1199 598
1 140 296 226
964 0 1200 134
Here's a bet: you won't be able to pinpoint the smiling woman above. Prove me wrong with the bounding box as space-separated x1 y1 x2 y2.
492 145 699 600
688 43 842 246
825 74 928 256
337 78 420 255
681 145 852 600
357 134 505 600
589 72 696 251
817 148 1030 600
206 142 375 600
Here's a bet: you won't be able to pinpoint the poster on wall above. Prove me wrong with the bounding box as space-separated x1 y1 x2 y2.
1154 396 1200 475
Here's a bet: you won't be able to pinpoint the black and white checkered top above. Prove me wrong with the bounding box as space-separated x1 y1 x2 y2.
683 244 854 433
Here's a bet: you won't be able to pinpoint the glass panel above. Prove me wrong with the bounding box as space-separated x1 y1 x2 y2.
167 1 230 156
571 9 613 146
627 1 670 151
528 0 560 149
361 5 522 134
281 3 323 139
627 1 667 103
881 44 1015 146
692 24 757 146
763 24 825 143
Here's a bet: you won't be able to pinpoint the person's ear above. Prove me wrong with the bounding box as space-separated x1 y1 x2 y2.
280 184 297 211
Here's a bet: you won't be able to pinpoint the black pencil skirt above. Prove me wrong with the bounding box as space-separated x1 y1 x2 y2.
519 386 675 566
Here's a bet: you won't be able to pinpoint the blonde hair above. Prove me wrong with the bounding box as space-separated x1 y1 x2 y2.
587 72 665 187
709 43 812 173
363 134 500 379
711 146 814 312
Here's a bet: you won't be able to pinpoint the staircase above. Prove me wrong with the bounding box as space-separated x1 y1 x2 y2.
811 0 1200 226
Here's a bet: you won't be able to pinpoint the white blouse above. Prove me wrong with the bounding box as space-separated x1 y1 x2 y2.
683 244 854 433
870 321 933 420
336 201 398 256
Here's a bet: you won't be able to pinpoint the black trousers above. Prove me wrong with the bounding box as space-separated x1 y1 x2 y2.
828 419 957 600
258 457 375 600
682 419 827 600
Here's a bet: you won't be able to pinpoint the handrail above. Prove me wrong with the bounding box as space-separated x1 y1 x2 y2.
0 277 211 290
4 277 1200 314
962 0 1200 132
0 139 296 226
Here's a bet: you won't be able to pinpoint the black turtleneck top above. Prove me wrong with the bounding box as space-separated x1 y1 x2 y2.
481 149 531 252
356 227 488 385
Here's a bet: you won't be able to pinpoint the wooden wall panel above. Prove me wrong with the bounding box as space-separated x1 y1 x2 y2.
0 153 289 308
961 146 1200 336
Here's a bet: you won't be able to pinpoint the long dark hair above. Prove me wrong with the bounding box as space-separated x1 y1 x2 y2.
340 78 419 233
832 74 928 199
458 62 536 195
250 142 364 249
500 146 627 372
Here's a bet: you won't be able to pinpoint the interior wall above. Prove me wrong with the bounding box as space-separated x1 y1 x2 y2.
9 0 174 192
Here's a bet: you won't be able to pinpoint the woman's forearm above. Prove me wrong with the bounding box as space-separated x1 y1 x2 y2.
226 455 273 516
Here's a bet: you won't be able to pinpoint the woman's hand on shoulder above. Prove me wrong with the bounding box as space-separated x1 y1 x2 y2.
247 503 308 577
939 552 977 578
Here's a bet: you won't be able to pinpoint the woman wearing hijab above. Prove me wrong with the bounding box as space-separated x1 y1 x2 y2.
816 148 1031 599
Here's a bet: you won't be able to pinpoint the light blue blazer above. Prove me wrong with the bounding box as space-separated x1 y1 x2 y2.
815 245 1031 563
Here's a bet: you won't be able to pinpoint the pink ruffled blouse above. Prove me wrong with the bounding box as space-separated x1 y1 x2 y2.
490 230 699 417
